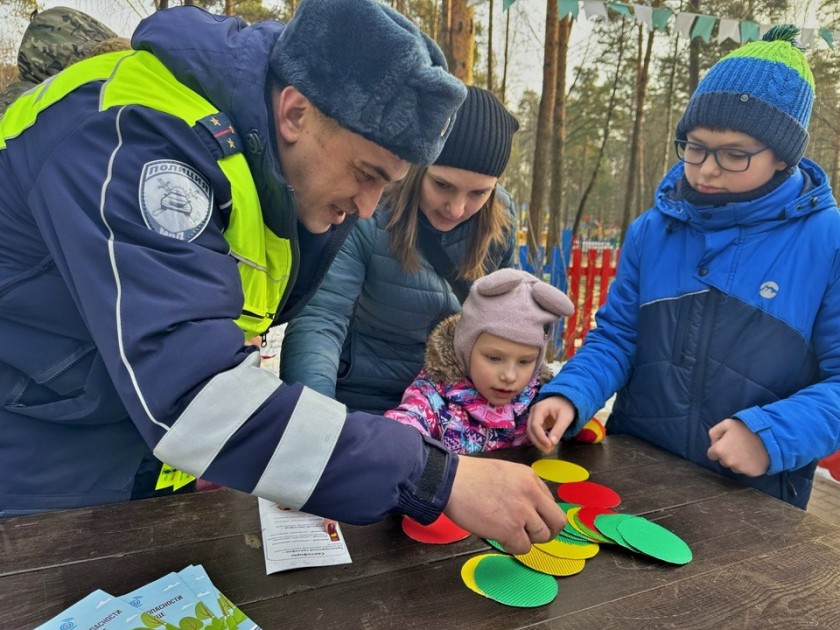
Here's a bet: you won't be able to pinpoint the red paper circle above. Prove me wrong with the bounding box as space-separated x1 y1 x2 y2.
402 514 471 544
577 506 617 532
556 481 621 508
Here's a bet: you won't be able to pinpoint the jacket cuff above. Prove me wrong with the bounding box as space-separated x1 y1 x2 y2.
396 436 458 524
734 406 783 474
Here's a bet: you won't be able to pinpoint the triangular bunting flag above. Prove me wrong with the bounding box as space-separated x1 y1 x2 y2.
558 0 580 19
740 21 760 43
583 0 608 19
717 18 740 44
607 2 633 19
675 12 696 38
800 28 816 46
634 5 653 31
652 7 672 32
691 15 716 43
503 0 517 10
819 27 834 49
759 23 772 38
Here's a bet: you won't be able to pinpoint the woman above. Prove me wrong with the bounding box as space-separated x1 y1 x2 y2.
280 86 520 414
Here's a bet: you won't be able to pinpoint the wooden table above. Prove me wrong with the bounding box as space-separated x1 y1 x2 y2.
3 435 840 629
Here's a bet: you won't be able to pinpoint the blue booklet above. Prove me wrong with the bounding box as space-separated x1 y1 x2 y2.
119 565 260 629
34 589 139 630
35 566 260 630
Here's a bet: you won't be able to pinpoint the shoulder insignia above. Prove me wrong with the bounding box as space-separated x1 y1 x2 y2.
139 160 213 242
196 111 242 157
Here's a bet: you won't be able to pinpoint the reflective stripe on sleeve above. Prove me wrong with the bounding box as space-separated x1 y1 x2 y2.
252 387 345 509
153 352 280 476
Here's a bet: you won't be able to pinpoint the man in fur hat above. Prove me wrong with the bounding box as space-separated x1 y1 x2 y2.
0 0 564 554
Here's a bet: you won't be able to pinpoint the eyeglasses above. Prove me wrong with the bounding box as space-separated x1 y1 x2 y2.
674 140 771 173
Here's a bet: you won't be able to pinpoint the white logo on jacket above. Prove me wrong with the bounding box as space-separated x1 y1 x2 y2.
139 159 213 242
759 281 779 299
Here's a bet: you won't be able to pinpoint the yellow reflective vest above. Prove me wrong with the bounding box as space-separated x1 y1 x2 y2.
0 49 290 339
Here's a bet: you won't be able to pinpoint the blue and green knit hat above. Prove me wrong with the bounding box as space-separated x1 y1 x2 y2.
676 25 814 167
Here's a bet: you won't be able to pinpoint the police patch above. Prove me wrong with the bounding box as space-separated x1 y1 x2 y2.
139 160 213 242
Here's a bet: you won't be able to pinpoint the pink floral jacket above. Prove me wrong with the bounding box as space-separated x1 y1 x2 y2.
385 372 539 454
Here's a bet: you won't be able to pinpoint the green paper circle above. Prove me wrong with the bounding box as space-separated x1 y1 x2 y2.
617 517 693 565
473 555 558 607
593 513 638 550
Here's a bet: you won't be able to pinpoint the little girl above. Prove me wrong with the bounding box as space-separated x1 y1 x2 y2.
385 268 574 454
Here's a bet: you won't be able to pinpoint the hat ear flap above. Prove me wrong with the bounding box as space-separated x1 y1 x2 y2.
532 283 575 317
474 267 524 297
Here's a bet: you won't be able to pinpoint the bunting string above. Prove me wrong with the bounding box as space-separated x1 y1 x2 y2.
504 0 838 50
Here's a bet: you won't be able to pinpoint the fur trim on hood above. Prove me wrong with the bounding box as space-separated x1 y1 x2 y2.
424 314 554 385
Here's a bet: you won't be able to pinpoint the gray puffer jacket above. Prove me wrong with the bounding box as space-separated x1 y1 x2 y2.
280 187 517 414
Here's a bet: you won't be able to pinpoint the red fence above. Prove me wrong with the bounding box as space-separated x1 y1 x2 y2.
562 246 620 359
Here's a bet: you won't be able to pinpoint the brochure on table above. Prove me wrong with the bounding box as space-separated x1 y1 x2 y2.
258 498 352 574
34 564 260 630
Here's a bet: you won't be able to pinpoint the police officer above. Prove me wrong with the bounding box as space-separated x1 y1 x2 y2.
0 0 563 554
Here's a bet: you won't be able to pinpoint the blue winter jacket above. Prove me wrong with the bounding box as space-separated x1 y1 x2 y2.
0 7 457 521
541 159 840 507
280 190 516 414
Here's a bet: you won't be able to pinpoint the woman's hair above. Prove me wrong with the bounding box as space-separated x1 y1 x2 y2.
384 164 511 281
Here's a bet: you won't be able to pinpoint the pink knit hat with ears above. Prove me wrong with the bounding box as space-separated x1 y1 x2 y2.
454 268 575 376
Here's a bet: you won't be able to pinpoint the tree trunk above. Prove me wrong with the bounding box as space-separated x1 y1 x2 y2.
525 0 559 269
619 19 655 243
687 0 700 95
158 0 169 9
224 0 234 16
440 0 452 69
487 0 494 91
661 30 681 178
449 0 475 83
571 21 627 241
546 16 572 263
501 6 511 104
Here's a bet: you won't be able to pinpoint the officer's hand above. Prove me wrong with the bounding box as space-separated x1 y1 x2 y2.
527 396 576 453
707 418 770 477
443 456 566 555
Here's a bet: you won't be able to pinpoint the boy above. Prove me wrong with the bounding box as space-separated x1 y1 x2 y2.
528 26 840 508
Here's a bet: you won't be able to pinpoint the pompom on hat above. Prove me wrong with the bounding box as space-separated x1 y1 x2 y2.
676 24 814 167
434 86 519 177
454 269 575 377
270 0 467 165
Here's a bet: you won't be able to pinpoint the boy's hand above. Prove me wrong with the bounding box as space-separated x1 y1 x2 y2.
707 418 770 477
444 456 566 555
527 396 576 453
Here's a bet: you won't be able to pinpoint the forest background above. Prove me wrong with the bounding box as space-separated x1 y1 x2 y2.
1 0 838 263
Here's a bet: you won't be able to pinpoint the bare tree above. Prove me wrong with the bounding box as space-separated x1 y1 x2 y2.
487 0 494 91
448 0 475 83
620 10 657 243
525 0 559 269
500 6 511 104
546 15 573 262
571 21 627 241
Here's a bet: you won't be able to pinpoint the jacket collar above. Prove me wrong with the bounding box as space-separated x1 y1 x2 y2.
655 157 834 231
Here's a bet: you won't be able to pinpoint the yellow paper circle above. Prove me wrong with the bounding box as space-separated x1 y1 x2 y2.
514 546 586 576
531 459 590 483
535 538 600 560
